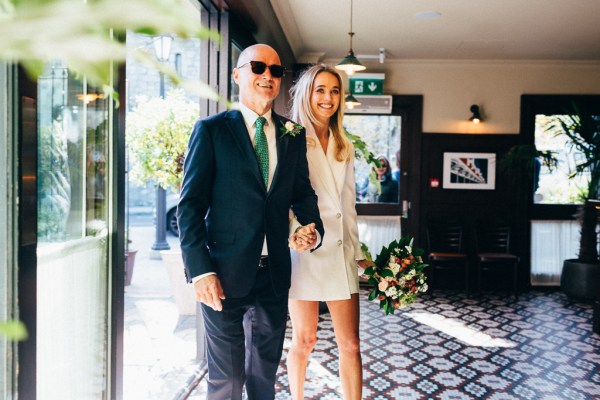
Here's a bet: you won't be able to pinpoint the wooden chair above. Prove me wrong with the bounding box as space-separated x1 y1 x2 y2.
474 223 519 295
426 221 470 294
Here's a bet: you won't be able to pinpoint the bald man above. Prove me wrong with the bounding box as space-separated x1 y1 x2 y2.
177 44 323 399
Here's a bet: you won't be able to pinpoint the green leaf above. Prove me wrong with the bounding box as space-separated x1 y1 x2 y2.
0 320 28 341
387 298 395 315
360 241 373 261
0 0 222 102
374 243 391 269
379 268 394 278
345 128 380 169
368 288 378 301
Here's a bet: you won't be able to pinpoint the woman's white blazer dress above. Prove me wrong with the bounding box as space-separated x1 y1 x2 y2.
289 130 364 301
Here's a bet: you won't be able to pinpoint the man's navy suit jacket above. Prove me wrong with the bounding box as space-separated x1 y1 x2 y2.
177 109 324 298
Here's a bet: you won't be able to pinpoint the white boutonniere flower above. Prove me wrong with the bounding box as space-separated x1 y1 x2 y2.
280 121 303 137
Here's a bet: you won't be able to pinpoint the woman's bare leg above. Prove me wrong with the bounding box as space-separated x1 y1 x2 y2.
287 300 319 400
327 294 362 400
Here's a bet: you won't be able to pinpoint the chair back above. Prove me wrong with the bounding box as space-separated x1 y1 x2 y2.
475 224 511 253
426 222 464 253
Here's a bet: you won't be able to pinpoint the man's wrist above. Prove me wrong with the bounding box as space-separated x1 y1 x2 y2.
192 272 216 283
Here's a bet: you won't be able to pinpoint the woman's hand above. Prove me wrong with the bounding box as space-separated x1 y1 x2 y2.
357 259 376 277
289 223 317 252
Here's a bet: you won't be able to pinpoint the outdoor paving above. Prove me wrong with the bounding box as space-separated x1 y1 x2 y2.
124 225 203 399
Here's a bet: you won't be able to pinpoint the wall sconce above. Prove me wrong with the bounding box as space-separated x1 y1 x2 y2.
469 104 483 124
345 93 361 109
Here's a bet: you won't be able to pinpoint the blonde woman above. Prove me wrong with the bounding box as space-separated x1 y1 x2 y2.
287 64 374 400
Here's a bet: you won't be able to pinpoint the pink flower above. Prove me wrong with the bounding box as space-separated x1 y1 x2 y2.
378 280 389 291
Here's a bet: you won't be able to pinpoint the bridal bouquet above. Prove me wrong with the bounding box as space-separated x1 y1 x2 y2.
363 236 429 315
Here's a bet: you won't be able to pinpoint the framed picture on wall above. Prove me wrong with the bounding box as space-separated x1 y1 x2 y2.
442 152 496 190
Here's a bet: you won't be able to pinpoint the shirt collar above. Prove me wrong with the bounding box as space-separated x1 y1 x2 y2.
239 103 273 127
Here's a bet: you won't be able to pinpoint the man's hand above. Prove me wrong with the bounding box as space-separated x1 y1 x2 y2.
289 222 317 253
194 274 226 311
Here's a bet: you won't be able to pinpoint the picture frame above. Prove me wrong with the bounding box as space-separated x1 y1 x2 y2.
442 152 496 190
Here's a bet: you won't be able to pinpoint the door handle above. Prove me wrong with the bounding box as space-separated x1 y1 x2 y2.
402 200 410 218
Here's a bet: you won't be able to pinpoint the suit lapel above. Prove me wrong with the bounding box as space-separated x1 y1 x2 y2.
269 112 289 194
225 110 264 188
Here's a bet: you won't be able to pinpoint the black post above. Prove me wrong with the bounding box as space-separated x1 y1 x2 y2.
151 70 170 254
152 185 170 251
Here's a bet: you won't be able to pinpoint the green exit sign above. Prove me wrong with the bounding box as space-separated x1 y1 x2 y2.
349 73 384 95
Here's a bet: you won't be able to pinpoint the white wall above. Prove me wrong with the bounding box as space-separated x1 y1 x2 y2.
326 59 600 134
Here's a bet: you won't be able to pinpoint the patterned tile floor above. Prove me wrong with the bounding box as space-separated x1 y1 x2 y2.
189 288 600 399
278 289 600 400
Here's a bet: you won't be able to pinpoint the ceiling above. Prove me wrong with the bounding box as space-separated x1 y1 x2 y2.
270 0 600 64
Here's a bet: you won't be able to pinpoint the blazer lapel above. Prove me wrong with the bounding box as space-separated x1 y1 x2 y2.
307 132 342 209
327 141 347 195
225 110 264 188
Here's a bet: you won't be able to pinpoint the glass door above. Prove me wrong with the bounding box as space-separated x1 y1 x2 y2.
35 61 113 398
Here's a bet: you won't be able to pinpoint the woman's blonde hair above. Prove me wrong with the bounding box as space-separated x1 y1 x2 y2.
290 64 351 162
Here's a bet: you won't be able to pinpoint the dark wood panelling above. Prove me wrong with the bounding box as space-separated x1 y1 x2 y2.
418 133 529 291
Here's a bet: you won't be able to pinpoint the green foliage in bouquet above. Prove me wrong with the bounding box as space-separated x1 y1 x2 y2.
363 236 429 315
360 242 373 262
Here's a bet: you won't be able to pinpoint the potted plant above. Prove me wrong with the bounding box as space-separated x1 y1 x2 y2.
544 104 600 301
499 102 599 301
127 88 198 193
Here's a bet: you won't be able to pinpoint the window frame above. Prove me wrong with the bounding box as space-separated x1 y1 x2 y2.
520 94 600 221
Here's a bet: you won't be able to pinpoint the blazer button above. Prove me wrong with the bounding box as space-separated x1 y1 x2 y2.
337 240 343 246
336 212 342 219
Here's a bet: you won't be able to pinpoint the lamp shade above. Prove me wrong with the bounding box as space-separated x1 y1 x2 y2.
345 93 361 109
335 51 366 75
153 35 173 62
469 104 482 124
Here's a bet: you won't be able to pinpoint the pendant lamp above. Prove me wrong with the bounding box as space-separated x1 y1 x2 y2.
345 93 361 109
335 0 366 75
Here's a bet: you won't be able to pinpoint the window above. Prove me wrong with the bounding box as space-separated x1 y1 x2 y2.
344 115 401 204
521 95 600 285
36 61 113 398
533 114 589 205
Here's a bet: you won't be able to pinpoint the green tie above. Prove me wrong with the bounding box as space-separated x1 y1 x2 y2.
254 116 269 187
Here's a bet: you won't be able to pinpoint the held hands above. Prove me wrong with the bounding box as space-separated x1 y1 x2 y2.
289 222 317 253
194 274 226 312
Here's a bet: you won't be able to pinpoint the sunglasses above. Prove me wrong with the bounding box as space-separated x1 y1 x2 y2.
238 61 286 78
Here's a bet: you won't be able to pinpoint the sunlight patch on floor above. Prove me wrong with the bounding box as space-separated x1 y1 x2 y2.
405 311 517 348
